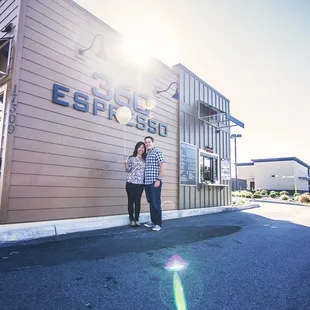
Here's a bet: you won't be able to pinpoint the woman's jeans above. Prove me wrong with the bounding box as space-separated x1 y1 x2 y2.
125 182 144 221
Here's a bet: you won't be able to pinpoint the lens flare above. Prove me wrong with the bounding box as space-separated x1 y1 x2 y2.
165 255 188 310
120 38 151 66
165 255 188 272
160 256 204 309
173 272 187 310
161 201 175 212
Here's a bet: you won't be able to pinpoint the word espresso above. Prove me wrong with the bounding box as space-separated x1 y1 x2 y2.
52 72 168 137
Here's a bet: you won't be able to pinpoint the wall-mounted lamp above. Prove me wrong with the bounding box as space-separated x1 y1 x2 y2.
78 34 107 59
157 82 179 100
1 22 13 33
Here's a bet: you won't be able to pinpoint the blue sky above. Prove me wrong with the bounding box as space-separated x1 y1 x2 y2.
75 0 310 165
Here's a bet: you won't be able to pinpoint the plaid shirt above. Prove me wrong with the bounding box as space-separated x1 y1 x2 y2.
144 148 165 185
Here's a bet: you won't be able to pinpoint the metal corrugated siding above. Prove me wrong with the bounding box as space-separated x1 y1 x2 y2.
176 64 231 209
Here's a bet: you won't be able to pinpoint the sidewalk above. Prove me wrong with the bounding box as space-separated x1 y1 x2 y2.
0 203 260 246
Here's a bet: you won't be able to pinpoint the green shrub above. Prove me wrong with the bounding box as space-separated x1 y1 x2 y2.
240 191 252 198
281 194 289 201
294 193 300 197
280 191 289 196
275 192 279 196
252 193 262 199
270 193 277 198
260 190 267 195
232 191 242 197
294 196 300 202
299 194 310 204
270 190 276 195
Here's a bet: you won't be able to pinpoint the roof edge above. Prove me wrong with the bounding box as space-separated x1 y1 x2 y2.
251 157 309 169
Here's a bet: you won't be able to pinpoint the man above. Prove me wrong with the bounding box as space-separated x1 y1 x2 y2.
144 136 165 231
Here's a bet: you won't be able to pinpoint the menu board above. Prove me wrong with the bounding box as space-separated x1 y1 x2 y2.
221 159 231 180
180 142 197 185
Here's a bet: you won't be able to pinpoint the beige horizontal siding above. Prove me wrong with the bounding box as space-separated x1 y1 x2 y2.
13 138 178 167
9 186 178 199
13 125 178 162
12 149 178 172
11 162 177 183
8 196 177 210
7 198 178 223
6 0 179 223
10 174 178 190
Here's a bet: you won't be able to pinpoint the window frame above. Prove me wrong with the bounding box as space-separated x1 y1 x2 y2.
198 149 220 184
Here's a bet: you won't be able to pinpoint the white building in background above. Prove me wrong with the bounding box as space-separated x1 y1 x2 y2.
237 157 310 193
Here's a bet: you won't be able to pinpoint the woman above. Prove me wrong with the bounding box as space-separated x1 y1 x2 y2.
124 141 146 227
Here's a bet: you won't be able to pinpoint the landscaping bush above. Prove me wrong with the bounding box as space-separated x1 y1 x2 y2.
270 192 277 198
274 192 279 196
260 190 267 195
245 192 252 198
299 194 310 204
280 191 289 196
281 194 289 201
232 191 242 197
240 191 247 198
270 190 276 195
240 191 252 198
294 193 300 197
294 196 300 202
252 193 262 199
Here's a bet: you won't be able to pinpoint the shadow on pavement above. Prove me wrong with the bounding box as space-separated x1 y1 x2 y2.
0 208 309 273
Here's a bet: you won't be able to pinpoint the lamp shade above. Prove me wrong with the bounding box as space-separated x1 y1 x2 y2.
172 89 180 100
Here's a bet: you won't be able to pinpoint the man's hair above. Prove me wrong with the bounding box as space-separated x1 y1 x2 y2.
144 136 154 142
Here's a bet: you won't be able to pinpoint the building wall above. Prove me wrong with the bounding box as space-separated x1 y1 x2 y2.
294 162 309 192
4 0 179 223
236 165 254 190
0 0 23 223
174 64 231 209
254 161 295 191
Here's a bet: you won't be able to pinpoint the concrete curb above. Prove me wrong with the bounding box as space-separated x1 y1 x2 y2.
0 204 260 245
250 199 309 207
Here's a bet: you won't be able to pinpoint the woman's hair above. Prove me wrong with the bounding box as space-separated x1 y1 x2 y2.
131 141 146 159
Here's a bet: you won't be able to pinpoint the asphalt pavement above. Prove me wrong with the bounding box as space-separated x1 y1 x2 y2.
1 202 310 310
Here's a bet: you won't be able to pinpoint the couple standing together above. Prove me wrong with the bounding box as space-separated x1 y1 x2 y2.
124 136 164 231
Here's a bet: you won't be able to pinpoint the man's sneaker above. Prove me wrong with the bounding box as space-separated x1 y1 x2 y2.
135 221 141 227
144 222 154 228
152 225 161 231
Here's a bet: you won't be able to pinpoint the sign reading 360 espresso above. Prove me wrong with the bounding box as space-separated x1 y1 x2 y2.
52 72 168 137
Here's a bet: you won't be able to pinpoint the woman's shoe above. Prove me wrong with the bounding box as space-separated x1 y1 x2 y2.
135 221 141 227
130 221 136 227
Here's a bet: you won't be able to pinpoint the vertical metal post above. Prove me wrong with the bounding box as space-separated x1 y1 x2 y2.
231 134 242 191
234 136 238 191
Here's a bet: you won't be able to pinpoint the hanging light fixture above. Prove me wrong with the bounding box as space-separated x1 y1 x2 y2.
156 82 179 100
78 34 107 60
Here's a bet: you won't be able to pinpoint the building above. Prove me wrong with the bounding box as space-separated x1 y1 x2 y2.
237 157 310 193
0 0 243 224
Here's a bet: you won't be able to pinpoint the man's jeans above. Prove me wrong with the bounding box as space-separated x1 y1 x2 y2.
145 181 162 226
